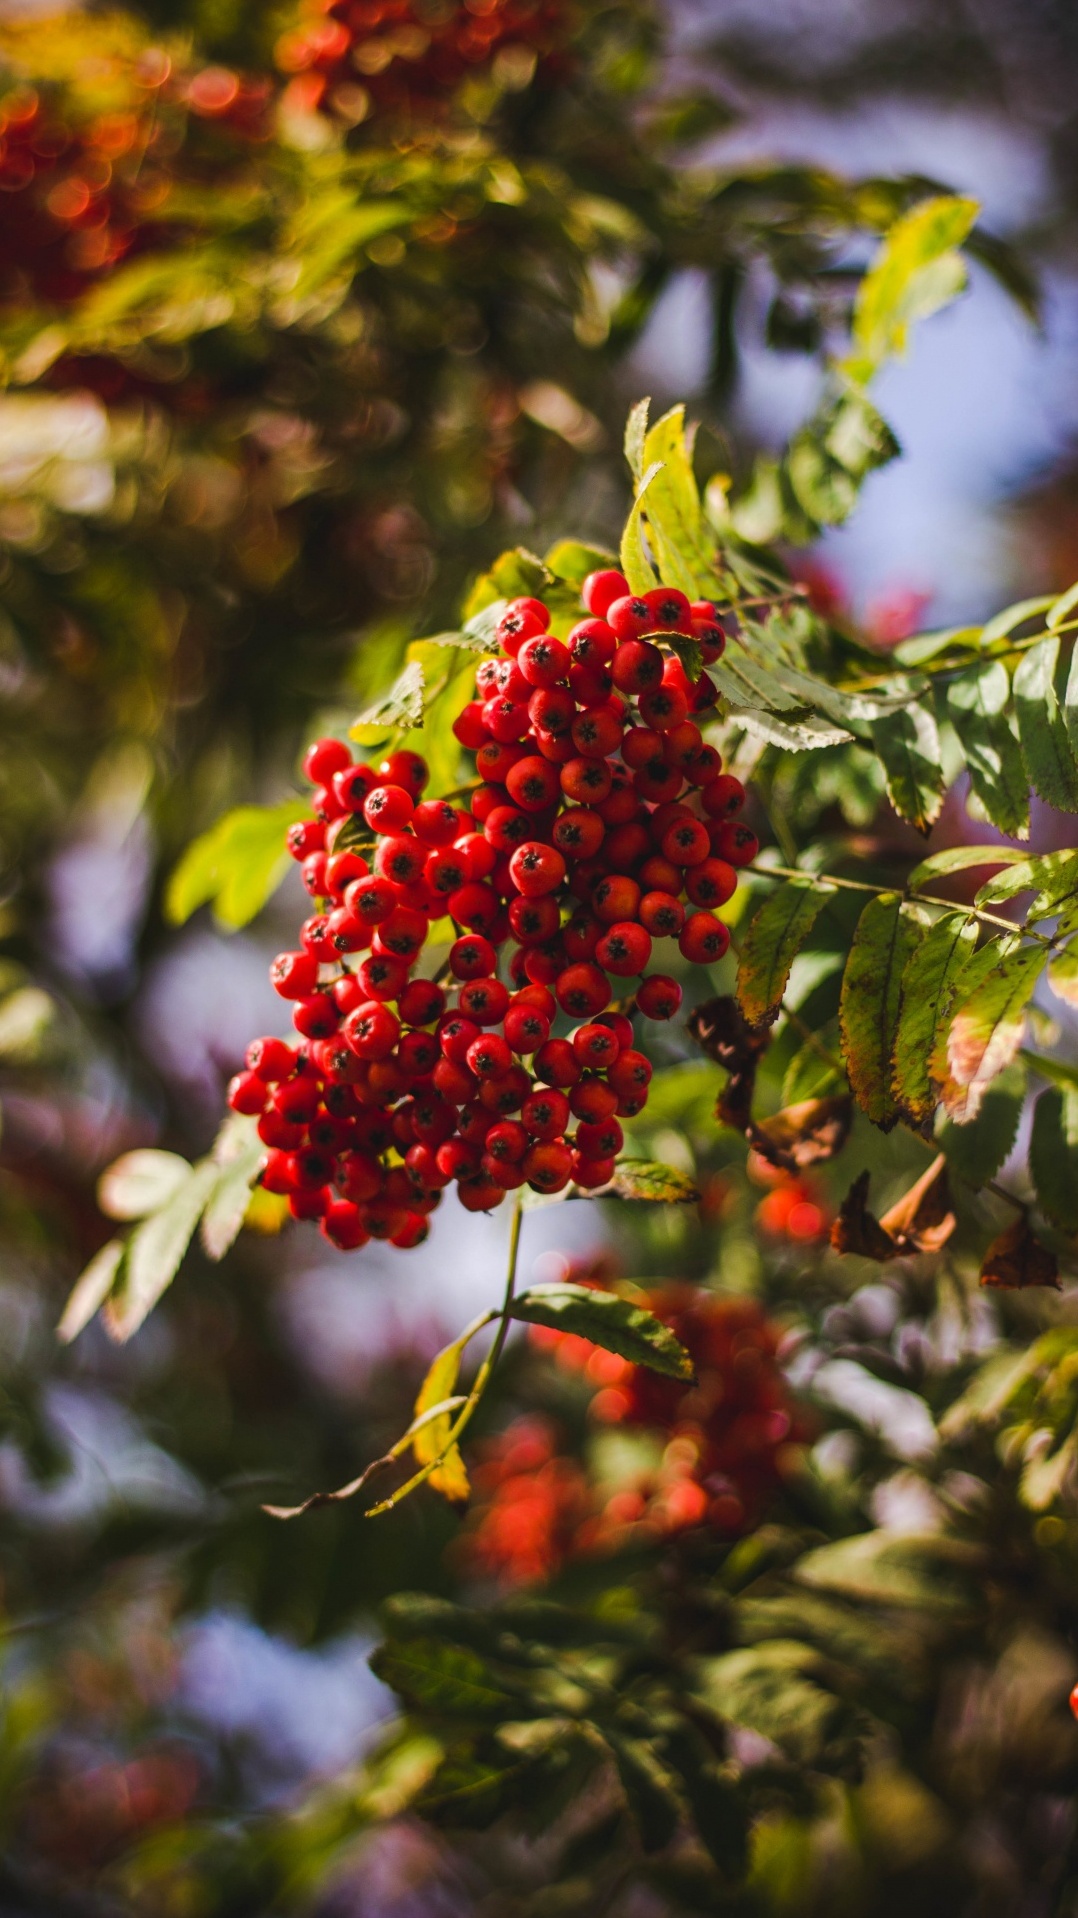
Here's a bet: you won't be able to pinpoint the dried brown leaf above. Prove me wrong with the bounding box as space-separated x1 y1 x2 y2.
980 1216 1060 1291
753 1095 853 1171
830 1170 897 1260
877 1153 956 1255
687 995 770 1133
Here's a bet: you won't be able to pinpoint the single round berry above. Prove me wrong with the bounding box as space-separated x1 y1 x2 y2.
506 755 561 813
509 841 567 898
518 634 571 687
304 737 352 785
573 1023 620 1069
612 639 664 695
712 821 759 867
343 1000 400 1059
246 1035 296 1081
378 750 429 797
582 568 630 617
679 911 731 964
271 950 320 999
636 974 683 1020
523 1141 573 1194
596 921 652 976
556 962 611 1018
450 933 497 980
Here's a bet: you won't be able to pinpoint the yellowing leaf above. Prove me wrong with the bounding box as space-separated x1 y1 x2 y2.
412 1337 471 1505
893 912 977 1128
736 879 835 1030
845 194 979 384
840 894 923 1131
945 944 1044 1122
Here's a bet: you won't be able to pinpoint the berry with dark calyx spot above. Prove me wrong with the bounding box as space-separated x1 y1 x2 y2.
572 1023 620 1069
612 638 664 695
509 842 566 898
637 974 683 1020
459 977 510 1026
529 686 575 735
293 994 340 1039
692 614 727 663
246 1035 296 1081
485 1119 529 1163
482 696 532 745
593 873 641 925
466 1033 513 1080
345 874 397 925
493 659 531 700
533 1039 582 1088
342 1000 400 1059
686 858 738 909
228 1070 268 1115
448 881 502 933
571 706 623 759
397 978 445 1027
479 1065 531 1115
457 1176 506 1212
523 1141 573 1193
450 933 497 979
506 756 561 813
701 772 745 818
363 783 414 833
679 912 731 964
569 662 614 708
661 817 712 868
642 586 692 632
689 745 723 785
453 702 488 749
556 962 611 1018
639 683 689 732
522 1086 571 1140
518 634 571 687
560 756 613 806
302 852 328 897
378 751 429 797
575 1116 623 1160
333 764 378 812
608 1049 652 1097
357 953 409 1002
606 595 653 643
271 950 320 999
301 913 336 961
258 1110 305 1151
483 1155 527 1190
571 1076 619 1123
484 804 531 853
663 720 703 769
640 890 685 937
569 616 617 669
504 1002 551 1053
582 569 630 617
287 819 325 860
508 894 560 945
712 821 759 867
373 836 425 886
324 849 368 894
413 799 460 846
375 905 428 959
552 808 606 860
426 846 469 895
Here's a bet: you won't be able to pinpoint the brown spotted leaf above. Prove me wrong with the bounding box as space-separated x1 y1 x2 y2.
687 996 770 1132
753 1095 853 1171
840 894 924 1132
980 1216 1060 1291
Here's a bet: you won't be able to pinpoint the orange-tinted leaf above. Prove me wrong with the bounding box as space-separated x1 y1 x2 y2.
877 1153 956 1255
980 1216 1060 1291
753 1094 852 1171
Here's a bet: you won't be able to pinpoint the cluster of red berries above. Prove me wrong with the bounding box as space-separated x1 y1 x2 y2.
464 1284 804 1588
276 0 567 124
227 566 757 1253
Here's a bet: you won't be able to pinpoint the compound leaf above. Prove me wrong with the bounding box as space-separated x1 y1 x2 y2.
511 1284 693 1381
736 879 835 1030
840 894 923 1131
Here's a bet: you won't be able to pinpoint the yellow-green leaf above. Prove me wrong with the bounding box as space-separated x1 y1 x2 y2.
945 943 1045 1120
845 194 979 384
1013 637 1078 812
840 894 924 1131
412 1336 471 1505
893 911 978 1128
736 880 835 1031
511 1283 694 1380
165 800 300 930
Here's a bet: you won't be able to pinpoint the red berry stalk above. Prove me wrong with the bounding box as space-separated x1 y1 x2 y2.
230 568 757 1252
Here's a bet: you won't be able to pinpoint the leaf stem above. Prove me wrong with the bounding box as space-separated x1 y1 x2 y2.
363 1191 526 1517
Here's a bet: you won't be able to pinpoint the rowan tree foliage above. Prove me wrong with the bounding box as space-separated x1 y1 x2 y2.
2 5 1078 1917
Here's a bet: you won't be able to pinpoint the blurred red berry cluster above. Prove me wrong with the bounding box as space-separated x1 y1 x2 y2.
461 1283 805 1588
276 0 571 125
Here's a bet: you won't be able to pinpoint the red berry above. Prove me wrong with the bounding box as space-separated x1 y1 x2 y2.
457 1177 506 1213
529 686 575 735
271 950 320 999
639 683 689 732
569 616 617 668
663 720 703 769
456 832 497 881
552 808 606 860
378 750 429 797
598 1011 635 1050
679 911 730 964
596 921 652 976
612 639 664 695
686 858 737 909
293 994 340 1039
479 1065 531 1114
483 695 532 745
373 837 425 886
597 767 639 826
355 953 407 1002
438 1012 482 1063
642 586 692 632
712 821 758 867
453 703 488 750
412 800 460 847
556 963 611 1018
570 1076 619 1123
570 706 623 759
458 977 510 1026
701 774 746 818
450 934 497 980
639 890 685 937
485 1119 529 1163
608 1049 653 1097
508 894 560 945
304 737 352 785
466 1033 513 1080
575 1116 623 1159
261 1149 295 1194
363 783 415 833
572 1023 620 1068
228 1069 267 1115
633 759 684 804
606 595 653 643
342 1001 400 1059
483 1155 527 1189
523 1141 573 1193
582 569 630 617
688 745 723 785
448 881 501 934
661 817 711 868
560 757 613 806
287 819 325 860
636 974 683 1020
570 1152 616 1189
509 842 566 898
533 1039 582 1089
246 1036 295 1081
321 1199 370 1250
593 874 641 924
638 855 681 894
518 634 571 686
333 764 378 812
569 662 615 707
506 756 561 813
504 1003 551 1053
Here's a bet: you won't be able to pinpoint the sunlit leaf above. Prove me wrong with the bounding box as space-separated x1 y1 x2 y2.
411 1334 471 1506
736 879 835 1030
945 943 1044 1121
610 1160 699 1203
893 911 978 1128
870 701 945 834
840 894 923 1131
1013 637 1078 812
165 800 300 930
104 1160 220 1341
511 1284 694 1380
945 661 1029 839
97 1149 192 1221
1029 1085 1078 1233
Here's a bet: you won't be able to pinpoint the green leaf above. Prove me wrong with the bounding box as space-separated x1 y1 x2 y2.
610 1160 699 1203
979 594 1056 646
840 894 924 1131
892 911 978 1128
1030 1085 1078 1232
692 1643 843 1765
370 1638 519 1719
1048 939 1078 1009
97 1149 192 1221
845 193 979 384
782 1025 845 1106
640 404 716 597
510 1284 694 1380
57 1239 125 1345
623 397 650 484
414 1747 526 1829
894 625 980 667
1046 579 1078 630
662 1724 748 1876
411 1333 471 1506
350 656 427 746
938 1059 1025 1188
975 849 1078 916
200 1117 265 1262
945 660 1030 840
907 843 1028 891
164 800 300 930
945 942 1045 1119
542 540 616 587
604 1732 680 1852
870 702 945 833
1013 637 1078 812
735 879 835 1030
105 1159 220 1342
795 1531 977 1615
619 460 662 597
